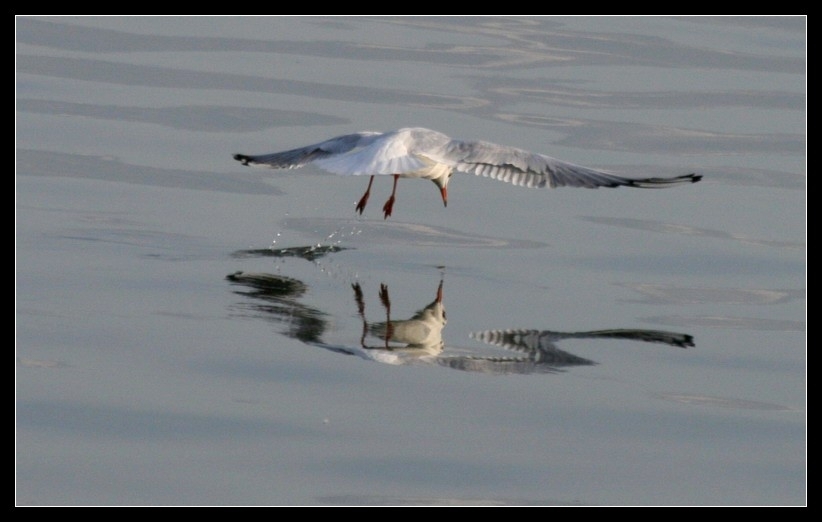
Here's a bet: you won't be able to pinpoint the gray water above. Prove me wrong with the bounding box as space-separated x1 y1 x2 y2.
16 16 805 505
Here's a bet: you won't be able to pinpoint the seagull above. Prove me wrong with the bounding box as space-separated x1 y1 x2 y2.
365 281 446 354
233 127 701 219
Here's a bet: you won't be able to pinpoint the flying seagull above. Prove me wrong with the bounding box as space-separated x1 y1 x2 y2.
233 127 701 219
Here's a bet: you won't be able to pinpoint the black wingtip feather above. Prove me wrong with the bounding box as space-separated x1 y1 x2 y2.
626 173 703 188
665 173 702 184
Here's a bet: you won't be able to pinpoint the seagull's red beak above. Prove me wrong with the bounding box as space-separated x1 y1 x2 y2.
440 186 448 207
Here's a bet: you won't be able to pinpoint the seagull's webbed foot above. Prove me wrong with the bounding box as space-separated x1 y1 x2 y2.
355 192 370 215
382 174 400 220
382 196 395 219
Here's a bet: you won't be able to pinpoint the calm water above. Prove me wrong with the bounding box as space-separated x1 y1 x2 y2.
16 16 805 505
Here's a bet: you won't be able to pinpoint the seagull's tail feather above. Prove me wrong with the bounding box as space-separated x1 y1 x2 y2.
623 173 702 188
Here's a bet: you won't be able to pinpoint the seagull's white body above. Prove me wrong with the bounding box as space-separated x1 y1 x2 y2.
369 291 446 353
234 127 701 218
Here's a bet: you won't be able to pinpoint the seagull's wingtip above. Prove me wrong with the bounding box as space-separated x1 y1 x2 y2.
666 173 702 184
233 153 251 166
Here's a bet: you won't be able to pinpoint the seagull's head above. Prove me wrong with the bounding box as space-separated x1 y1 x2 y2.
431 171 453 207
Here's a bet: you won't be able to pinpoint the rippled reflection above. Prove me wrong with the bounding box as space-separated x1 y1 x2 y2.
226 271 326 344
226 253 695 375
232 244 347 261
353 280 446 356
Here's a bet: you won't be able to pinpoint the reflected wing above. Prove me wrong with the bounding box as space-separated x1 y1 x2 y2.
560 328 694 348
435 139 701 189
469 329 592 367
471 328 694 351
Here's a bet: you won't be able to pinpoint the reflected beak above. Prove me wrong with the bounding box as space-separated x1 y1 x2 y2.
440 186 448 207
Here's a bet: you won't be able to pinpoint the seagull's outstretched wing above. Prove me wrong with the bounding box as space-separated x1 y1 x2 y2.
234 130 440 177
434 139 701 189
234 127 701 188
233 131 383 171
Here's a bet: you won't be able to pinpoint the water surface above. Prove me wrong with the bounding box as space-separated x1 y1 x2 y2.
16 16 805 505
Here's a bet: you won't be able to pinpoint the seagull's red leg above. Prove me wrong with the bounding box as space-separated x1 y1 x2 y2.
352 283 369 348
379 283 393 348
382 174 399 219
355 176 374 215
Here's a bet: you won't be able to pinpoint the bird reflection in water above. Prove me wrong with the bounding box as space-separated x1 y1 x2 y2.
458 328 693 375
353 280 446 362
227 268 694 375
